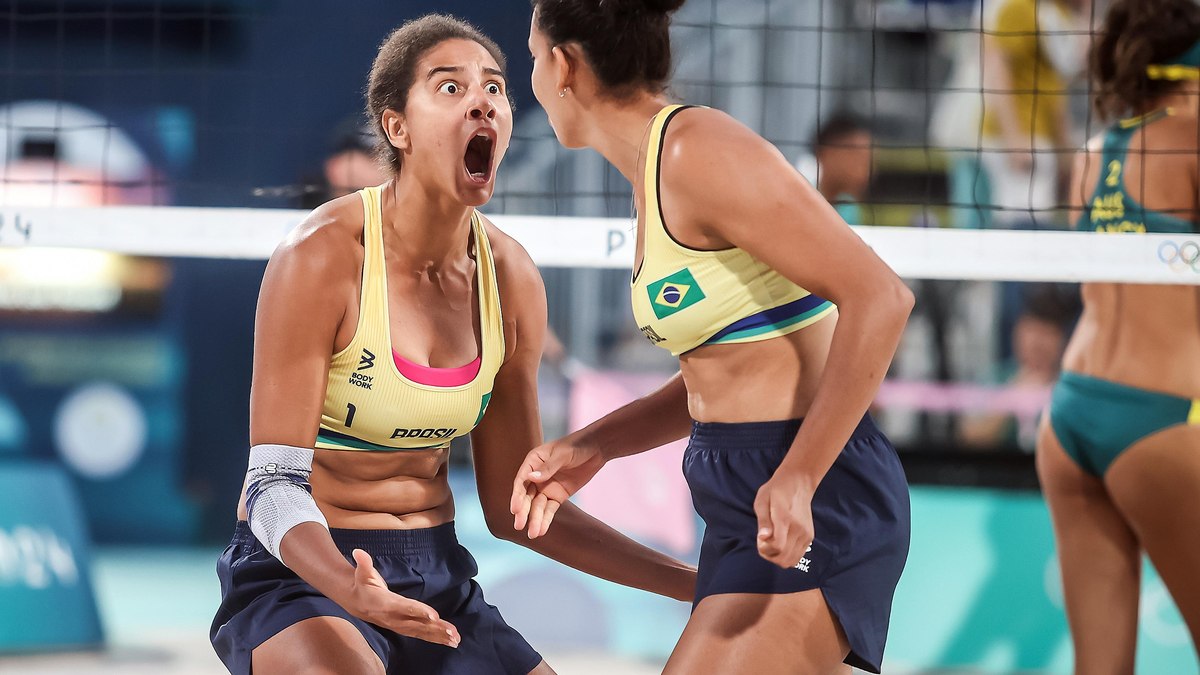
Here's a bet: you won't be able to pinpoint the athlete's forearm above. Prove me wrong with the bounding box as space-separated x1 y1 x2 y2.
778 285 913 488
277 522 358 607
570 371 692 461
509 501 696 601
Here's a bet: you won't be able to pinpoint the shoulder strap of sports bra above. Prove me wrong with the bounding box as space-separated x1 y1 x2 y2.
1101 108 1175 161
641 104 698 248
357 186 387 320
469 211 506 366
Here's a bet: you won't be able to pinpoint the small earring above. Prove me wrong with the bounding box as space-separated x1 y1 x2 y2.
559 88 567 98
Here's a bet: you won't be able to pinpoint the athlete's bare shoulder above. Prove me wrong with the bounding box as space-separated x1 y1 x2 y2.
475 213 547 358
656 105 798 239
659 106 784 188
1073 131 1106 180
476 213 541 290
269 192 366 284
1083 129 1106 154
1143 112 1200 181
663 106 758 153
1080 111 1200 156
1147 110 1200 151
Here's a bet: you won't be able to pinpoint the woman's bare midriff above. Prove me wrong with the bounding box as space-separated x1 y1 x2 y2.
1063 282 1200 398
236 446 456 530
680 310 837 423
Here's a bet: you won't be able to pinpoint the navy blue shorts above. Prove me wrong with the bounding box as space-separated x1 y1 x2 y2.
684 415 910 674
210 521 542 675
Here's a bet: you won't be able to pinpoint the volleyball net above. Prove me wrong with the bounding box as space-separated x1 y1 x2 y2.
1 204 1199 284
1 0 1197 473
2 0 1188 222
4 4 1200 668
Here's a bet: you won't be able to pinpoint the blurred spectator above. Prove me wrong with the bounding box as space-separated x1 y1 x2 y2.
298 116 388 209
930 3 988 229
958 288 1071 451
979 0 1092 229
795 112 873 225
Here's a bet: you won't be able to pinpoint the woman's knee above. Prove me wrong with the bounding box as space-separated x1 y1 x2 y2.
252 617 385 675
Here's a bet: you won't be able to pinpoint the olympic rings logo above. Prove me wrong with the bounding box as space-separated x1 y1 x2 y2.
1158 240 1200 273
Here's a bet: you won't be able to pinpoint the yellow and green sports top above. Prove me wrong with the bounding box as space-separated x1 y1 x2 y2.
631 105 836 357
1080 108 1199 234
316 186 503 452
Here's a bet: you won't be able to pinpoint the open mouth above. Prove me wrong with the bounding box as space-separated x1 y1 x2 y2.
464 132 495 184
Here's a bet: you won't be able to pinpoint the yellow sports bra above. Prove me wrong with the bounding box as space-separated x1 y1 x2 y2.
315 186 504 452
631 105 836 357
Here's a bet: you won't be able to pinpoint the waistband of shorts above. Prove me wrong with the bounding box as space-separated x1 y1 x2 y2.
1059 370 1194 404
233 520 459 556
689 414 879 451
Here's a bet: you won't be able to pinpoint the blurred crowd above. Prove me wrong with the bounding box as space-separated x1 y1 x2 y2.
0 0 1112 458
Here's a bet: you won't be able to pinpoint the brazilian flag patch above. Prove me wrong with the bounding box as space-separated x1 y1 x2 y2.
647 268 706 319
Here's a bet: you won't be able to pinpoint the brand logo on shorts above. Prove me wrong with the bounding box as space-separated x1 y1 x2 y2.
358 348 376 371
647 268 706 319
794 544 813 573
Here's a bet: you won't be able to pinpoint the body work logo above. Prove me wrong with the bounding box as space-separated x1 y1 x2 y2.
349 348 376 390
794 543 814 573
646 268 706 319
358 349 376 371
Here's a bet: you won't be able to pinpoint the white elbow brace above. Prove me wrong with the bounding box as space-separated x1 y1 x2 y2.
246 444 328 564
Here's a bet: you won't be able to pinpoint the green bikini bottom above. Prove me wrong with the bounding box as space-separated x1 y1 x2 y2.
1049 371 1200 476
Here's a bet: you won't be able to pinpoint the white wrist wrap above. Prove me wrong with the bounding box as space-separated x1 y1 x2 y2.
246 444 328 565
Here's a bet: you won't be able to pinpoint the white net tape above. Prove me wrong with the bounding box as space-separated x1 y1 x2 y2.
1 205 1198 284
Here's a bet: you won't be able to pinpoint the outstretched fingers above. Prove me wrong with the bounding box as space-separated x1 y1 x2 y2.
525 492 564 539
351 549 460 647
511 452 553 531
386 597 461 648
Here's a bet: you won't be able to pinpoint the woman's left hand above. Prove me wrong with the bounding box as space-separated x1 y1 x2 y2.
753 469 817 569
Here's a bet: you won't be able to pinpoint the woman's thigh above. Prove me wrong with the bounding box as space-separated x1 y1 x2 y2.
664 590 849 675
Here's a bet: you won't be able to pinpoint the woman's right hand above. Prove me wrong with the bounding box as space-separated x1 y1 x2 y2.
510 438 607 539
342 549 461 648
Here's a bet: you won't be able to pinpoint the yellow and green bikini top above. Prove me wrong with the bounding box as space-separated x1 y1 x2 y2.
630 104 836 357
1080 40 1200 233
1080 107 1199 234
316 186 504 452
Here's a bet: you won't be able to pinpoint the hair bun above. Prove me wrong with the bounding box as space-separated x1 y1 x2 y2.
638 0 686 15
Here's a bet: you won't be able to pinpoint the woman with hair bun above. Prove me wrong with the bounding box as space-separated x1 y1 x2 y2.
1037 0 1200 671
511 1 914 672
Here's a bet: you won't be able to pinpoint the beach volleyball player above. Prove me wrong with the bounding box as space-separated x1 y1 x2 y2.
209 14 695 675
512 1 914 673
1037 0 1200 670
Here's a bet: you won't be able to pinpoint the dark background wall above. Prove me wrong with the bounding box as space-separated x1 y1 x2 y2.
4 0 536 206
